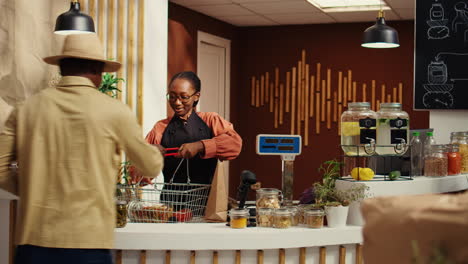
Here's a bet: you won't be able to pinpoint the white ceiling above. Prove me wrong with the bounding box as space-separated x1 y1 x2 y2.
169 0 415 26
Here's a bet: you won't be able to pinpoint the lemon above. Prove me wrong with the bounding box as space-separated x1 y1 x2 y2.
351 167 375 181
341 122 360 136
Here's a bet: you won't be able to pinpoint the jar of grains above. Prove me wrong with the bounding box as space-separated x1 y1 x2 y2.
304 209 325 228
424 144 448 177
256 208 274 227
450 132 468 173
256 188 282 209
272 208 292 229
283 206 300 226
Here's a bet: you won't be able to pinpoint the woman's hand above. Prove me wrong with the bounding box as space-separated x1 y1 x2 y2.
178 141 204 159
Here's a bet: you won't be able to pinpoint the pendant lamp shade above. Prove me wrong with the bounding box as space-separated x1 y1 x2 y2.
54 1 95 35
362 12 399 48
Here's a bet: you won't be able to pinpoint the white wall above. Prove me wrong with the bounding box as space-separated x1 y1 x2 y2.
429 111 468 144
142 0 168 135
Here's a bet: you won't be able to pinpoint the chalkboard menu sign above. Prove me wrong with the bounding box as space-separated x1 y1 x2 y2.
414 0 468 109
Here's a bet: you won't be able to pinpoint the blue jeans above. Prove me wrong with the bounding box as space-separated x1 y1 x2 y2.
15 245 113 264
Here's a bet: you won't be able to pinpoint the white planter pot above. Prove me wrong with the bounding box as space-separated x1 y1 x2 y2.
347 201 365 226
325 205 349 228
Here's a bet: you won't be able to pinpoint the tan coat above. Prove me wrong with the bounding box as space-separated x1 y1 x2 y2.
0 76 163 249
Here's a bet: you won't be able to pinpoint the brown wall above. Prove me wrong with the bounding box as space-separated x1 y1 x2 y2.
168 5 430 199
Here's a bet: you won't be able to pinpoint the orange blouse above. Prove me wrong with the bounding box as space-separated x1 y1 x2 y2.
145 112 242 160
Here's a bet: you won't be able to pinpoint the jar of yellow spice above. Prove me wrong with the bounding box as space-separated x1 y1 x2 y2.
229 208 250 229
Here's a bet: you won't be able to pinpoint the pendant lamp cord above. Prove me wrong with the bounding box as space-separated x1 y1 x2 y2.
378 1 384 18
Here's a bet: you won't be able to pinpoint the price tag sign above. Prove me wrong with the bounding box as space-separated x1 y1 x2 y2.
256 134 302 155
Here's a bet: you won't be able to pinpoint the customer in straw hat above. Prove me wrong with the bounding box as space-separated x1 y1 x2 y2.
0 33 163 264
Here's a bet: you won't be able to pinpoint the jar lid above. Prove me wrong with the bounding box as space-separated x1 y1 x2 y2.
451 131 467 137
412 131 420 136
304 209 325 216
348 102 370 108
257 208 273 214
282 206 298 213
448 144 459 152
273 208 292 216
256 188 281 195
380 102 402 109
229 208 249 216
431 144 447 152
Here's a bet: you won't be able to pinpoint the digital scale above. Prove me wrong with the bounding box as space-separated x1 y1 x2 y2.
256 134 302 204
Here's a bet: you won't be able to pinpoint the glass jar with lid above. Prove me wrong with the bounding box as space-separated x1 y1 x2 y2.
116 200 128 228
272 208 292 229
376 103 410 155
341 102 377 156
424 144 448 177
304 208 325 228
450 132 468 173
283 206 299 226
256 188 282 209
256 208 273 227
229 208 249 229
447 144 461 175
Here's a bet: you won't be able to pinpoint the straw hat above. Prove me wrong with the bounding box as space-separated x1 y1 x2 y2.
43 34 121 72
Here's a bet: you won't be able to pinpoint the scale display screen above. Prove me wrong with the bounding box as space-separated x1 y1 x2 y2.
256 134 302 155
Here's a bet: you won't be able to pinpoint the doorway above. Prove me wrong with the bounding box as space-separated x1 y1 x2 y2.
196 31 231 188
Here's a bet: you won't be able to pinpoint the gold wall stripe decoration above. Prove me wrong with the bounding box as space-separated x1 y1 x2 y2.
279 248 285 264
235 250 241 264
339 246 346 264
299 248 306 264
166 250 171 264
127 1 136 109
137 0 145 125
319 247 326 264
249 49 405 146
257 250 264 264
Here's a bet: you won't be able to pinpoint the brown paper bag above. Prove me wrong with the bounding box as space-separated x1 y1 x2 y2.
204 161 228 222
361 192 468 264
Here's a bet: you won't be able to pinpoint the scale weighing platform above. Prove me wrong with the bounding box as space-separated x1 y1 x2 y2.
256 134 302 204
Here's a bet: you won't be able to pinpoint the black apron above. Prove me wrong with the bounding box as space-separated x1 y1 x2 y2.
161 112 218 184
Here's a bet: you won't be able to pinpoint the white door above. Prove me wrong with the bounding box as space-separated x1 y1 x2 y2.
197 31 230 120
197 31 231 189
198 42 226 116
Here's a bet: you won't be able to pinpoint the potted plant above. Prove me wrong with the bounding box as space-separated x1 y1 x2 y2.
99 73 124 98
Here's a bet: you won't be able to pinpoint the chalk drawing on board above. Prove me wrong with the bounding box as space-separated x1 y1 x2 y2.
427 2 450 39
452 2 468 33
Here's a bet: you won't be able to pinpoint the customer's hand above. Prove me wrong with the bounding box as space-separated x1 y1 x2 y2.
178 141 204 159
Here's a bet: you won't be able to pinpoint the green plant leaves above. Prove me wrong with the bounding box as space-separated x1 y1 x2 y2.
99 73 124 98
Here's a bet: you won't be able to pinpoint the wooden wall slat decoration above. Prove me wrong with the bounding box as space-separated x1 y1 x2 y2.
319 247 326 264
213 251 218 264
260 75 265 106
98 0 105 41
338 104 342 136
251 77 255 106
299 247 306 264
235 250 241 264
376 99 381 111
256 80 260 107
116 0 125 101
8 201 17 264
257 250 264 264
310 75 315 118
321 80 326 122
327 68 331 100
327 100 331 129
343 77 348 107
140 250 146 264
280 84 284 125
166 250 171 264
338 71 342 103
286 72 291 112
387 94 391 103
316 90 320 134
301 50 306 121
347 70 352 104
297 61 302 135
398 83 403 104
316 63 321 94
352 82 357 102
333 91 338 123
291 67 297 135
371 80 376 111
304 65 310 146
89 0 96 22
356 244 363 264
393 87 397 102
269 77 274 112
339 246 346 264
279 249 285 264
107 0 115 59
115 250 122 264
127 0 136 109
265 72 270 103
81 0 87 12
381 84 386 104
137 0 144 125
190 251 196 264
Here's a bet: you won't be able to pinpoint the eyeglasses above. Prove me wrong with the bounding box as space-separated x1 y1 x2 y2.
166 92 197 103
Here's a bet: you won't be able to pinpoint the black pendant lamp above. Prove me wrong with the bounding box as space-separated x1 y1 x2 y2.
54 0 95 35
362 10 399 48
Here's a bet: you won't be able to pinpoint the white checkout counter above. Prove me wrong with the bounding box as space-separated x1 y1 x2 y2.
2 175 467 264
